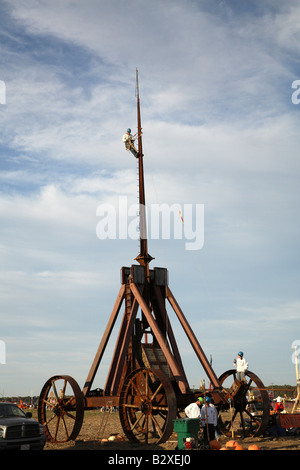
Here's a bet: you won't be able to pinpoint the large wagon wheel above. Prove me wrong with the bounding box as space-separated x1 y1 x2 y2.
38 375 84 443
119 367 177 445
218 369 270 437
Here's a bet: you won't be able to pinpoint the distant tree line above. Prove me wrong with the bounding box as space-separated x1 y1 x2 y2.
2 385 298 406
0 396 39 407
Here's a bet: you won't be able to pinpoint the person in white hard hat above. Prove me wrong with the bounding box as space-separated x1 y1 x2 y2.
275 397 284 413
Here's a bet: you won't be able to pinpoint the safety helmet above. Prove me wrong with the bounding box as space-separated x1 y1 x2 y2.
238 351 243 357
127 128 131 133
205 396 211 403
197 397 204 404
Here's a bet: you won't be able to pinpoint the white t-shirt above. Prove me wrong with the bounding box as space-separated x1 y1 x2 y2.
184 402 200 419
236 357 248 372
122 133 136 143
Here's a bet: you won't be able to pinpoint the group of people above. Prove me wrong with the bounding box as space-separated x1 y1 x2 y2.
184 351 249 444
185 395 218 444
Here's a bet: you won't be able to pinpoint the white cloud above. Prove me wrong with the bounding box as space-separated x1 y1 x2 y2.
271 3 300 53
4 0 293 116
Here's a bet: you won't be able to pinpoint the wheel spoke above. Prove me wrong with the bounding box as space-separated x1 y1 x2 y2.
128 377 144 399
60 415 70 440
150 413 164 438
52 380 59 400
64 411 77 421
151 383 163 402
130 412 145 431
124 403 140 409
42 398 54 408
44 412 57 426
144 414 149 443
145 370 149 398
64 395 75 407
54 416 61 441
62 379 67 397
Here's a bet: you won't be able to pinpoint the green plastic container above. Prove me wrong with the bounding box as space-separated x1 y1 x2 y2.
173 418 200 450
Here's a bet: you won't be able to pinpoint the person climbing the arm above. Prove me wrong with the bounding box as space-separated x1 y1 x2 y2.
122 128 138 157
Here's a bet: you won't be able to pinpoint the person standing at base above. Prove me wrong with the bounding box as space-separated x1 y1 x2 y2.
233 351 248 382
200 396 218 444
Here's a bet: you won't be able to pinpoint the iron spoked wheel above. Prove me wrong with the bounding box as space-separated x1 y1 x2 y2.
38 375 84 443
119 367 177 445
218 369 270 437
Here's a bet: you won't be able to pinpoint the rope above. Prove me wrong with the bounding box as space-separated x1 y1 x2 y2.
142 138 168 270
136 139 172 377
97 402 113 440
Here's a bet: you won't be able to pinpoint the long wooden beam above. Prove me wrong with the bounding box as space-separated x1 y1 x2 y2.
166 286 222 389
83 284 125 396
153 285 190 391
104 308 128 395
130 282 188 393
110 299 139 395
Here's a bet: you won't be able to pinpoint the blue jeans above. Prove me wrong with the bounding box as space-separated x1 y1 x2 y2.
237 371 245 381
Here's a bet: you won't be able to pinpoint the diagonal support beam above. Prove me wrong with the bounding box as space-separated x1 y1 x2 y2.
166 286 222 389
153 285 190 391
110 298 139 396
130 282 188 393
83 284 125 396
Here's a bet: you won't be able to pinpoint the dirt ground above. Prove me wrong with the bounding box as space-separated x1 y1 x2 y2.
42 410 300 451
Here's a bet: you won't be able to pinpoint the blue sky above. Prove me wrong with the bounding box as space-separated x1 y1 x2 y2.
0 0 300 396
